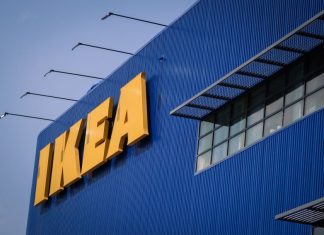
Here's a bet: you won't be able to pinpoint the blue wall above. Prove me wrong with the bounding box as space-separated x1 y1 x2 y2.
27 0 324 234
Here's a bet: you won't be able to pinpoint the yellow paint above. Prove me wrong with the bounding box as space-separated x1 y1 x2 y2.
81 98 113 175
49 119 85 196
34 72 149 206
34 143 53 206
106 72 149 159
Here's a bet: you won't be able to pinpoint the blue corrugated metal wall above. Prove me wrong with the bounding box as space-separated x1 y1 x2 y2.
27 0 324 234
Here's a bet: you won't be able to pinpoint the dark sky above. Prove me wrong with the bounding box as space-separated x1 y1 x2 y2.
0 0 195 234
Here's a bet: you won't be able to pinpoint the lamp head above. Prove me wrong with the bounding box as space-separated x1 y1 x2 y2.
101 12 113 20
0 112 7 119
20 92 29 99
72 42 82 51
44 69 54 77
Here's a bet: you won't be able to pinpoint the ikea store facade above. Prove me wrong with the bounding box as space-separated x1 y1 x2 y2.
27 0 324 234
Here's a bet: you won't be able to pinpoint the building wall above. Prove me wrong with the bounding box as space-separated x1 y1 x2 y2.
27 0 324 234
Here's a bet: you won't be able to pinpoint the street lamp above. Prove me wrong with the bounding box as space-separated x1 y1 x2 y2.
0 112 54 122
20 92 77 102
44 69 105 80
101 12 167 27
72 42 134 55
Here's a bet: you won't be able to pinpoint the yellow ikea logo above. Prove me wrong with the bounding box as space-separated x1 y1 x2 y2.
34 72 149 206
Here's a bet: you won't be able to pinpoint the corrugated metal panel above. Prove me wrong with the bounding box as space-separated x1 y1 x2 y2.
27 0 324 234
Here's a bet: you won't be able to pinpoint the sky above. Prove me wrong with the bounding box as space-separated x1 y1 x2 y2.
0 0 196 234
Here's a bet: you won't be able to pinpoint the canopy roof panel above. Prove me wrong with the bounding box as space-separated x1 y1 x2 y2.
170 11 324 121
276 197 324 227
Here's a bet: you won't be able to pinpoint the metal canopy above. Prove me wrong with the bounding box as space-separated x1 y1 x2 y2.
170 10 324 121
275 197 324 227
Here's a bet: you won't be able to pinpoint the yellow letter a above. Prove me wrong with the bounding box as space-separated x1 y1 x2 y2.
106 72 149 159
